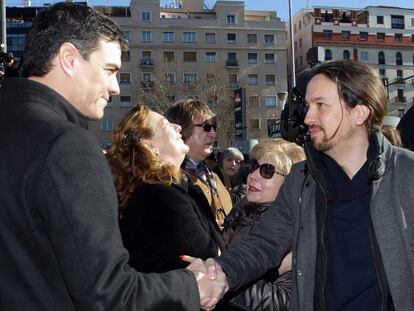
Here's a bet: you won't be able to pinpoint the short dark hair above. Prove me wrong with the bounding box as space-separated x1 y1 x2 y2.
21 2 128 78
164 99 215 141
311 60 387 133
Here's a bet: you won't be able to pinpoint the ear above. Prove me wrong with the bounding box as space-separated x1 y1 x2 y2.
354 104 371 126
142 140 160 156
57 42 80 77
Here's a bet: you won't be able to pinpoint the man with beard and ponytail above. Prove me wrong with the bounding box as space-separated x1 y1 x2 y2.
190 60 414 311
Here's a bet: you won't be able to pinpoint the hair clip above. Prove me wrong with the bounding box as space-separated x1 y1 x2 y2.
113 132 142 145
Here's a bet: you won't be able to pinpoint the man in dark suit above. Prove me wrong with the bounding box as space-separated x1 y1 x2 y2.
0 3 226 310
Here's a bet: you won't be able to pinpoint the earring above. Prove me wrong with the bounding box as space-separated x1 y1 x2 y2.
153 147 160 156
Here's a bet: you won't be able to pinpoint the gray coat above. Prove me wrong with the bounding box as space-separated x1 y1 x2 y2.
0 78 199 311
216 131 414 310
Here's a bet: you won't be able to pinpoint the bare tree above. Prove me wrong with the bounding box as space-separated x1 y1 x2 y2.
134 64 235 148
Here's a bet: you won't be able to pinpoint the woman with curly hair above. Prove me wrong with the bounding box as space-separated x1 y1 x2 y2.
107 104 225 273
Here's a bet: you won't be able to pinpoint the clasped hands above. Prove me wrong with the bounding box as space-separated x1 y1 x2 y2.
183 255 229 310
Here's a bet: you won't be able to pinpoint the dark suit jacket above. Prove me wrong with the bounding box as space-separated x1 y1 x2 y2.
121 180 225 273
0 78 198 310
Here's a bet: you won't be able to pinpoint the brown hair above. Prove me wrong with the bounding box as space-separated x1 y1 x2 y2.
107 104 181 211
250 138 306 176
381 124 402 147
164 99 215 141
312 60 387 134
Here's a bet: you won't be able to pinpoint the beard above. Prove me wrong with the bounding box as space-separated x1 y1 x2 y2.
310 123 350 153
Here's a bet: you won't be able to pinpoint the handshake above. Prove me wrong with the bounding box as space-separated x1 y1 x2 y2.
182 255 229 310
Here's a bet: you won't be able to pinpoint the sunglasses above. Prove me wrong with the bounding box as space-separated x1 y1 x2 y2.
194 122 217 132
248 159 283 179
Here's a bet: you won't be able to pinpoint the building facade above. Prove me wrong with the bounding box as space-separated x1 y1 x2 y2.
5 0 287 149
288 6 414 116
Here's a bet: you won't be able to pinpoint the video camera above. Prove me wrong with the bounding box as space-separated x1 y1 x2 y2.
279 47 325 145
0 52 14 72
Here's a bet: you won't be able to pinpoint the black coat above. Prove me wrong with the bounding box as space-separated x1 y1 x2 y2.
222 199 292 311
121 180 225 273
0 78 199 310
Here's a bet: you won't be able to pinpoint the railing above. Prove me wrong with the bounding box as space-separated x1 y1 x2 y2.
226 59 239 67
140 81 154 88
228 82 240 89
394 78 406 84
139 58 154 66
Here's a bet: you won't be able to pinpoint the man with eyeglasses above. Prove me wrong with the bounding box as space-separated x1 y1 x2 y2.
190 60 414 311
165 99 233 226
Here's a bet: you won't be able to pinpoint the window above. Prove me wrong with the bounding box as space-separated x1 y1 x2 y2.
247 33 257 43
265 74 276 85
377 32 385 41
141 51 152 65
299 20 302 29
377 16 384 24
183 32 197 43
228 74 238 88
378 51 385 65
164 51 174 63
248 74 258 85
121 51 130 62
164 73 175 84
397 69 403 80
359 32 368 40
227 52 238 66
395 33 402 42
183 52 197 62
183 73 197 84
142 73 152 82
227 33 236 43
141 31 152 42
123 31 131 41
325 49 332 61
264 34 274 45
265 96 276 107
205 32 216 43
206 73 215 83
248 53 258 64
163 32 175 42
141 11 151 21
396 52 403 65
265 53 275 64
205 52 217 63
342 31 350 40
323 30 332 40
142 50 151 59
120 96 132 108
248 96 259 106
106 96 112 108
250 119 260 129
119 72 131 84
379 69 386 79
226 14 236 24
360 51 368 61
101 119 114 132
299 38 302 48
343 50 350 60
391 15 404 29
412 18 414 26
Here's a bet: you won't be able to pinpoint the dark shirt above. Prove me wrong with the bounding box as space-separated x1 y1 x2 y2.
323 154 381 311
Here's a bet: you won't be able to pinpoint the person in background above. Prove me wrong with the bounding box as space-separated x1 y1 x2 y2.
222 139 305 311
214 147 246 204
165 99 233 226
0 3 227 310
107 104 225 273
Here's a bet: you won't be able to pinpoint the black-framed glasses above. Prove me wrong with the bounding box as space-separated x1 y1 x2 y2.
194 122 217 132
248 159 283 179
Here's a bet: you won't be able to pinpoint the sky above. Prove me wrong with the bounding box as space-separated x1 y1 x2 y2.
7 0 414 21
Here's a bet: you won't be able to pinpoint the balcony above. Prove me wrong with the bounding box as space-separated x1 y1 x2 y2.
139 58 154 68
393 97 406 103
140 81 154 88
394 78 405 84
228 82 240 89
226 59 239 67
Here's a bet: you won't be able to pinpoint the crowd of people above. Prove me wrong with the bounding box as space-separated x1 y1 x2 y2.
1 2 414 311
